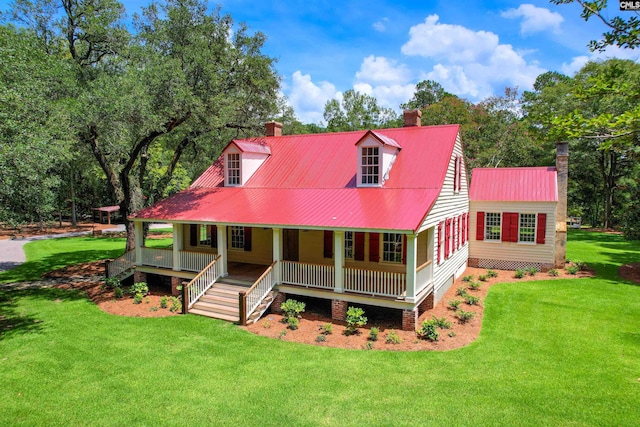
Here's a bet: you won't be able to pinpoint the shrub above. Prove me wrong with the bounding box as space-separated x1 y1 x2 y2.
286 317 299 330
368 327 379 342
160 296 169 309
113 287 124 299
431 315 452 329
278 330 287 339
133 293 143 304
548 269 559 277
385 330 402 344
462 275 473 282
320 323 333 335
169 296 181 312
464 294 480 306
486 269 498 278
150 306 159 312
468 281 481 291
315 334 326 343
130 282 149 296
566 265 579 275
105 277 121 289
478 274 487 282
417 320 439 342
447 300 462 310
456 310 475 323
365 342 374 350
448 331 456 338
145 297 150 304
281 299 306 321
345 306 367 335
514 269 526 279
573 260 588 271
456 286 468 297
526 267 539 276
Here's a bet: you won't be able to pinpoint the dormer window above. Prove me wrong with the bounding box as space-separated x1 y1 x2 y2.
361 147 380 185
221 140 271 186
227 153 241 186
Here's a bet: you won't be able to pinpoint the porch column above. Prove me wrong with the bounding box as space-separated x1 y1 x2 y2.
405 233 417 302
334 230 344 293
134 221 143 266
272 228 282 283
172 223 183 271
217 224 228 277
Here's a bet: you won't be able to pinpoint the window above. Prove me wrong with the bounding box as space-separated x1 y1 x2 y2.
361 147 379 185
199 225 211 246
519 213 536 243
485 213 501 241
383 233 403 263
344 231 354 259
231 226 244 249
227 153 240 185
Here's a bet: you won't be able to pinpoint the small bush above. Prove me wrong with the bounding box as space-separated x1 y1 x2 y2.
456 286 468 296
526 267 539 276
113 287 124 299
286 317 299 330
130 282 149 296
417 320 439 342
514 269 526 279
573 260 588 271
345 306 367 335
281 299 306 321
169 296 181 312
133 293 143 304
447 300 462 310
468 281 481 291
385 330 402 344
150 306 159 312
431 315 452 329
105 277 121 289
315 334 326 343
548 269 559 277
160 296 169 309
365 342 374 350
263 320 272 329
456 310 476 323
464 294 480 306
145 297 150 304
478 274 487 282
320 323 333 335
448 331 456 338
462 275 473 282
566 265 579 275
486 269 498 278
278 330 287 339
368 327 379 342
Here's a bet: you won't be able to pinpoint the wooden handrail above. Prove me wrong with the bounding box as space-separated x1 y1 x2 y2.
243 261 277 296
185 255 221 290
179 248 217 255
416 260 433 272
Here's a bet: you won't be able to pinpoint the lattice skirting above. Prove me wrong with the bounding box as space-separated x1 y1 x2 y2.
468 258 553 272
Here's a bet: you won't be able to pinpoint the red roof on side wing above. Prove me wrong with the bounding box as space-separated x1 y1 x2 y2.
469 167 558 202
132 125 460 231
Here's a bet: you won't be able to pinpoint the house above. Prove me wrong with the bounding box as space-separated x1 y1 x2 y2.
109 110 470 330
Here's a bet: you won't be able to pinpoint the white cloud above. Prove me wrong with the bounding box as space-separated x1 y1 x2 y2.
425 64 479 98
355 55 411 85
561 56 589 75
287 71 338 123
501 4 564 35
373 17 388 32
562 46 640 75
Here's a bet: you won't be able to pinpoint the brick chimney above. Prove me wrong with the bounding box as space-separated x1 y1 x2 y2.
555 141 568 268
403 109 422 127
265 121 283 137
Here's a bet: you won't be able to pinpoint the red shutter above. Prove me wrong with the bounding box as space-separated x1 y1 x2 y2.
211 225 217 248
354 232 365 261
369 233 380 262
461 213 466 245
444 218 451 259
453 156 458 192
466 212 470 242
402 235 407 264
536 213 547 244
323 230 333 258
476 212 485 241
437 221 443 265
190 224 198 246
244 227 252 251
458 157 463 191
502 213 518 243
457 215 461 250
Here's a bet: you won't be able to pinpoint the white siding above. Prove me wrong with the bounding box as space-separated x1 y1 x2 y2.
469 201 557 266
419 133 469 303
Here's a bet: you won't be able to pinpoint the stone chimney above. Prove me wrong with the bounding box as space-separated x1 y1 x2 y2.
265 121 283 137
555 141 569 268
403 109 422 127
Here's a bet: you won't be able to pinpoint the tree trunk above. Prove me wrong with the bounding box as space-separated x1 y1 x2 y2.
70 170 77 227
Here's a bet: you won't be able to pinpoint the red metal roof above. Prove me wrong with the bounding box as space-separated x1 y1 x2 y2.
133 125 460 231
469 167 558 202
356 130 402 149
227 140 271 155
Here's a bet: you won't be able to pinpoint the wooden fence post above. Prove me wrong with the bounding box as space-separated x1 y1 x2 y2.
239 292 247 325
182 284 188 314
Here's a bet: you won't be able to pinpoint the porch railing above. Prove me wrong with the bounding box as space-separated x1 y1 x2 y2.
179 250 217 272
280 260 335 289
106 250 136 278
141 247 173 269
343 267 406 298
183 255 222 312
239 261 277 325
416 260 433 294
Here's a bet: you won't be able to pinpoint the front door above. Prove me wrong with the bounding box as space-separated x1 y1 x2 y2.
283 229 299 262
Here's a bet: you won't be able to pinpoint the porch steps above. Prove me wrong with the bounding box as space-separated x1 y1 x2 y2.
247 290 277 324
189 281 250 323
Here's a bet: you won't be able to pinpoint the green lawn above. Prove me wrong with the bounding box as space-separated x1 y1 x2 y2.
0 231 638 426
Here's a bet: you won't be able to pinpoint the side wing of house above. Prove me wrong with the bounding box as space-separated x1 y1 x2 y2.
418 132 469 303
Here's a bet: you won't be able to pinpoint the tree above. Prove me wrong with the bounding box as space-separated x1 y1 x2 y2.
400 79 449 110
552 0 640 50
323 90 398 132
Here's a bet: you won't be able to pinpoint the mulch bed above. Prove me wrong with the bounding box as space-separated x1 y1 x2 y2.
619 263 640 284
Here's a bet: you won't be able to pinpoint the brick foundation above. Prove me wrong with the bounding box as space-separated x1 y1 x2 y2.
331 300 348 321
271 292 286 313
418 293 435 315
402 308 418 331
133 270 147 284
171 277 183 296
468 258 479 268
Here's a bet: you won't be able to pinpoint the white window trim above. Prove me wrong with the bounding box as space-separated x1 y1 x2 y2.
199 225 211 246
230 226 244 250
484 212 502 242
358 145 381 187
382 232 403 263
344 231 354 259
518 213 537 244
226 153 241 186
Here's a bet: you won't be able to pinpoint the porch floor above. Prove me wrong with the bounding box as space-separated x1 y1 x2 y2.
226 262 268 283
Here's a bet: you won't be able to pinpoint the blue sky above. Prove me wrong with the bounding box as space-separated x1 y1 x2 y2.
2 0 639 123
